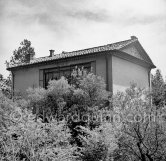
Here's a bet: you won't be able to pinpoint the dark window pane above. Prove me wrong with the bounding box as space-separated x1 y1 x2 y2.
53 72 59 80
44 62 91 88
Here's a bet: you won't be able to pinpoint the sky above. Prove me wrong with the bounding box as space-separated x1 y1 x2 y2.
0 0 166 78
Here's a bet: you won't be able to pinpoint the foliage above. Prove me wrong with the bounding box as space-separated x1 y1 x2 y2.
0 74 3 80
151 69 166 108
26 69 110 156
3 67 166 161
0 73 12 98
27 70 110 122
8 39 35 65
0 93 79 161
78 122 119 161
113 84 166 161
78 126 107 161
0 91 15 131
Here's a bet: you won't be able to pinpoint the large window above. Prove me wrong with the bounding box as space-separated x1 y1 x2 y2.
44 62 91 88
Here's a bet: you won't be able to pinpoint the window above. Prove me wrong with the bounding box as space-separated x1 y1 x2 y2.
43 62 91 88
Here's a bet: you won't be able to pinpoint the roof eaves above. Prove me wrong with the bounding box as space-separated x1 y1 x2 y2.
6 38 138 70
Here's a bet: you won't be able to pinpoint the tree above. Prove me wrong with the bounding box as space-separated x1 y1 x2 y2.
0 73 12 98
0 74 3 81
113 84 166 161
27 69 110 149
0 93 79 161
78 122 118 161
27 69 110 122
9 39 35 65
0 69 112 161
2 67 166 161
151 69 166 108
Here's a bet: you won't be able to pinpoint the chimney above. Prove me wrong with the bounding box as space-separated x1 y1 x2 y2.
49 50 54 57
30 54 34 60
25 53 34 63
131 36 138 40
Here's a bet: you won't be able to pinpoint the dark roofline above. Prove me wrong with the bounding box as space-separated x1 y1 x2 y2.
7 51 107 71
7 36 155 70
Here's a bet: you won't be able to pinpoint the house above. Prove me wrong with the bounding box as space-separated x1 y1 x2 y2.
7 36 156 96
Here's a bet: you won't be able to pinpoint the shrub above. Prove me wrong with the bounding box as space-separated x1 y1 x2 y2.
0 93 79 161
26 70 110 150
27 70 110 123
113 84 166 161
78 122 118 161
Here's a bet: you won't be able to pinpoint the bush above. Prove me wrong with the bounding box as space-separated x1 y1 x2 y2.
0 79 12 99
27 70 110 123
0 93 79 161
4 69 166 161
26 70 111 155
113 84 166 161
77 122 118 161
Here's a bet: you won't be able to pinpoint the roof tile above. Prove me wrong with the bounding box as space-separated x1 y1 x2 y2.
7 38 138 69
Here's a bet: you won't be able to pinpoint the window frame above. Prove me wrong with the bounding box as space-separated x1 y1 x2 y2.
43 62 92 88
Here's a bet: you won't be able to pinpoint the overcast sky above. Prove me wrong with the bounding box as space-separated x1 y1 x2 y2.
0 0 166 78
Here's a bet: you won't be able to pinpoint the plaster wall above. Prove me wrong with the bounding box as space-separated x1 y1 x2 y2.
112 56 149 93
13 67 39 95
13 54 107 93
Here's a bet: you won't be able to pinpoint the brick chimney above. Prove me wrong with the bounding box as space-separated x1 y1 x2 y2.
49 50 54 57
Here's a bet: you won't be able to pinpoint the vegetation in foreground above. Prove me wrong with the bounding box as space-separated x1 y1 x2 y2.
1 68 166 161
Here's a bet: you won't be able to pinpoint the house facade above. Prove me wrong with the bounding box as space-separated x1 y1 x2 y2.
7 36 156 96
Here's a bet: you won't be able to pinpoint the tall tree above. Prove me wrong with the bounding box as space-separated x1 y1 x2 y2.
151 69 166 108
9 39 35 65
113 84 166 161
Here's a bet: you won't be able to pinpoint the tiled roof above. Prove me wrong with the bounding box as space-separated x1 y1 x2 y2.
7 37 151 69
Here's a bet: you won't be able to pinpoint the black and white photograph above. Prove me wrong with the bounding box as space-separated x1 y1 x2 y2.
0 0 166 160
